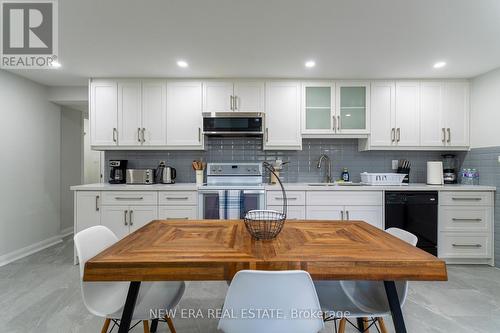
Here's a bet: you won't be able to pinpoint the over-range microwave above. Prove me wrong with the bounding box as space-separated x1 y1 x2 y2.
202 112 263 136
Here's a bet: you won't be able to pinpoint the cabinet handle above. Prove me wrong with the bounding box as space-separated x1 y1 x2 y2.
166 217 189 220
265 128 269 142
129 210 133 226
341 210 344 220
396 128 401 142
166 197 189 200
230 95 234 111
447 128 451 143
113 128 117 142
137 128 141 143
234 96 238 110
141 128 146 143
115 197 144 200
391 128 395 142
442 128 446 143
452 197 481 201
274 197 297 200
452 243 482 248
452 218 482 222
124 210 128 225
95 195 100 211
346 210 350 220
332 116 336 131
198 127 202 142
337 115 340 130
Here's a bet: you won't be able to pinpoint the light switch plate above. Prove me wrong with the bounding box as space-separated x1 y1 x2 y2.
392 160 398 170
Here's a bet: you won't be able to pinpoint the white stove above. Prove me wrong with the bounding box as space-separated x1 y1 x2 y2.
198 163 265 219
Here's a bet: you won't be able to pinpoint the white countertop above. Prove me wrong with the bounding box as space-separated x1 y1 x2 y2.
71 182 496 192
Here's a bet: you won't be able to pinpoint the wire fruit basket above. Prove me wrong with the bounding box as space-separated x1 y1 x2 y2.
244 162 287 240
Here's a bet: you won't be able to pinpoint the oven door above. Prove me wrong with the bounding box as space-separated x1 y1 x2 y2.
198 189 265 219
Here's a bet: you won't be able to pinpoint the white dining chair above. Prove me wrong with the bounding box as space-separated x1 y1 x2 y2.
218 270 324 333
315 227 418 333
74 226 185 333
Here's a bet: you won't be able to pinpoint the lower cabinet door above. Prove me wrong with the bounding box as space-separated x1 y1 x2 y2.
268 205 305 220
158 206 198 220
306 206 344 220
75 191 101 233
129 206 158 233
101 205 129 239
344 206 383 229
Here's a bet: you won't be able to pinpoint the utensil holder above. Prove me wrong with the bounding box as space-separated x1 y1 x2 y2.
397 167 410 184
195 170 204 185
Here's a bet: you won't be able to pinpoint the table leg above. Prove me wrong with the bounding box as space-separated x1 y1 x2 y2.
150 318 159 332
118 281 141 333
383 281 407 333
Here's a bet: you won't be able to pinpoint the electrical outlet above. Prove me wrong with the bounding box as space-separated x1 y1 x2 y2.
392 160 399 170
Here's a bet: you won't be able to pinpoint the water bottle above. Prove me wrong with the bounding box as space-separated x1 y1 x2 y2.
472 168 479 185
341 168 350 182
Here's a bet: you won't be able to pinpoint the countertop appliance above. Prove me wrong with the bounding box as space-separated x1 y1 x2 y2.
427 161 444 185
156 161 177 184
126 169 155 184
198 162 264 219
109 160 127 184
202 112 263 136
442 154 458 184
385 191 438 255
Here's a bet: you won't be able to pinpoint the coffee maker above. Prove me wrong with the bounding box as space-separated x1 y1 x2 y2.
442 154 457 184
109 160 128 184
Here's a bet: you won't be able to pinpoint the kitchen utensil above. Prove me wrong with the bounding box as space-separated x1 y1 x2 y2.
427 161 444 185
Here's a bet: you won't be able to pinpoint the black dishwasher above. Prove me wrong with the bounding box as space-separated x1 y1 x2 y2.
385 191 438 255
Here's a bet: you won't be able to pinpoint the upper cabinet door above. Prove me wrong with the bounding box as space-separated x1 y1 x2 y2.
166 81 204 148
302 82 335 134
395 81 420 146
264 81 302 150
444 81 470 147
420 82 445 147
233 81 264 112
90 80 118 146
117 80 142 146
142 80 167 146
336 82 370 134
202 81 233 113
370 81 395 146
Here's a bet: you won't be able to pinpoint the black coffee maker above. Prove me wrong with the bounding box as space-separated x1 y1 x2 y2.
109 160 128 184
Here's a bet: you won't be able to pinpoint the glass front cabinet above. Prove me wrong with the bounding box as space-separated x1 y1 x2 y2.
302 81 370 135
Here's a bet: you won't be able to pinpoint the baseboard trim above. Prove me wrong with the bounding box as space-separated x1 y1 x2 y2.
60 227 74 238
0 235 63 267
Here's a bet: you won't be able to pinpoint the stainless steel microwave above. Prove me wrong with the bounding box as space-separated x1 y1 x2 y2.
202 112 263 136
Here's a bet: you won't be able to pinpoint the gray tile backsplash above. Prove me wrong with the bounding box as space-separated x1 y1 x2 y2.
461 146 500 267
105 138 463 184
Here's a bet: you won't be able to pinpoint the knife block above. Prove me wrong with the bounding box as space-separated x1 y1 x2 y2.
397 167 410 184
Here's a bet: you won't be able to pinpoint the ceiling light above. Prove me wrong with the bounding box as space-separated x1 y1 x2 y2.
305 60 316 68
177 60 188 68
433 61 446 69
51 60 61 68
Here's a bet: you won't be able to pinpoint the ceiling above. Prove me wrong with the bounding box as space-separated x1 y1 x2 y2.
8 0 500 86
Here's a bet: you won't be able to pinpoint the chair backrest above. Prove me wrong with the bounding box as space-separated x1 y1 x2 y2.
218 270 324 333
340 228 418 314
74 226 128 317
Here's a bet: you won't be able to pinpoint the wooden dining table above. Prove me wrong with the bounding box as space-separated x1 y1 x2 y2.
83 219 448 333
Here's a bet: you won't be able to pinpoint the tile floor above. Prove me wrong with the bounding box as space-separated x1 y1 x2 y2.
1 237 499 333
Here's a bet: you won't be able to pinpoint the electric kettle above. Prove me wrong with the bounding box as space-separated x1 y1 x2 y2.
156 161 176 184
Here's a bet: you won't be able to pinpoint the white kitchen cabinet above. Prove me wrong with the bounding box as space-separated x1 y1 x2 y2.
336 81 370 134
395 81 420 146
443 81 469 147
117 80 142 146
166 81 204 148
264 81 302 150
158 206 198 220
420 82 444 146
370 81 395 146
344 205 383 229
142 80 167 145
306 205 344 220
268 205 305 220
302 82 335 134
203 81 264 113
90 80 118 146
74 191 101 233
101 205 157 239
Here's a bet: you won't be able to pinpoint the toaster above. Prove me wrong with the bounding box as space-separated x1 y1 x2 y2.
126 169 156 184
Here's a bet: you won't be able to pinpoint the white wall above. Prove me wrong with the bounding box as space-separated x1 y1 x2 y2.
83 117 102 184
0 70 61 263
60 107 83 234
470 67 500 148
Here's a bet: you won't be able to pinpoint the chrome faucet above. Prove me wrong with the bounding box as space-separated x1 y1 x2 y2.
317 154 332 183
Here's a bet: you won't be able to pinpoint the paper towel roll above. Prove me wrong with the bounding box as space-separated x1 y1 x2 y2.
427 161 444 185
